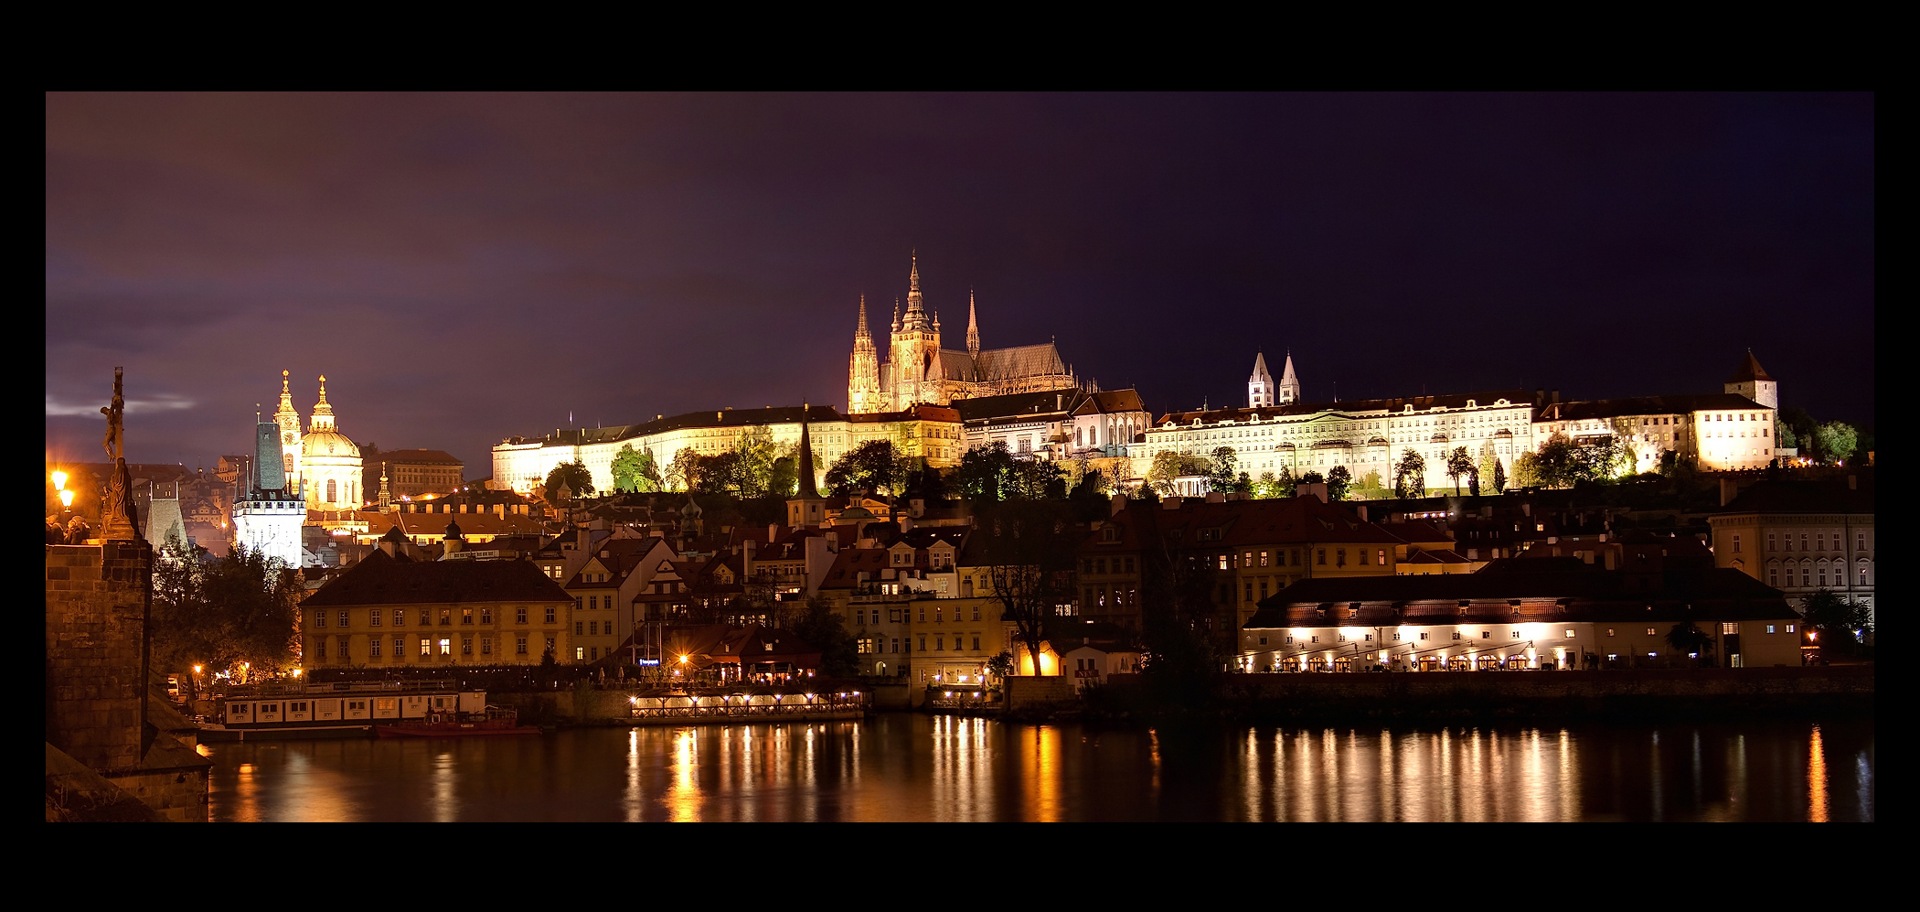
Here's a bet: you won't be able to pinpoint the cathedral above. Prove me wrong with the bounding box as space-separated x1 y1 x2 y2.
847 253 1079 414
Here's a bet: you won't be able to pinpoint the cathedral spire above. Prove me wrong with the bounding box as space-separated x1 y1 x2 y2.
902 251 931 330
855 294 872 342
966 288 980 357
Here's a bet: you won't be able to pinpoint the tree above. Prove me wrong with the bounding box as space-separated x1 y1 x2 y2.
825 440 899 497
1665 620 1713 664
791 596 859 678
1801 589 1872 658
955 441 1017 503
664 449 701 493
1814 421 1858 465
1209 446 1239 494
543 459 594 502
153 539 300 681
611 444 659 494
1300 470 1324 486
730 426 780 498
1491 457 1507 494
1446 446 1474 496
1326 465 1352 501
976 495 1079 676
1394 450 1426 499
1147 449 1211 496
985 651 1014 688
1007 458 1067 501
767 454 798 500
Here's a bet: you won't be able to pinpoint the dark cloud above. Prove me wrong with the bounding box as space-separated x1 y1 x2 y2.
46 92 1874 475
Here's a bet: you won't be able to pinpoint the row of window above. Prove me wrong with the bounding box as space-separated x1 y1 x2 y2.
1254 624 1796 646
1763 531 1869 553
313 606 556 629
1768 564 1872 589
856 634 986 654
313 635 556 660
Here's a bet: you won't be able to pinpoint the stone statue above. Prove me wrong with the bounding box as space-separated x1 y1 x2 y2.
99 367 139 541
101 366 125 462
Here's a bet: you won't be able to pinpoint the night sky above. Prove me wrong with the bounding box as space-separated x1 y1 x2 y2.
46 93 1875 476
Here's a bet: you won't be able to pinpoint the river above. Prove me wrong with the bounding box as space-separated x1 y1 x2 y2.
199 713 1874 822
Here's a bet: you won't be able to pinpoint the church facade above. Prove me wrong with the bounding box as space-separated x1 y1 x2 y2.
848 253 1078 414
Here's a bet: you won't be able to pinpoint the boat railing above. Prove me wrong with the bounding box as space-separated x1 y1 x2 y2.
215 678 462 698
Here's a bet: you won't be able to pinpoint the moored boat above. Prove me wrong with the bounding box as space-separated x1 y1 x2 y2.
198 679 477 742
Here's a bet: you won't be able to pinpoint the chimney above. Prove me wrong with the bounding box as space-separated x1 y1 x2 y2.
1205 491 1226 503
1111 493 1128 516
1163 496 1183 510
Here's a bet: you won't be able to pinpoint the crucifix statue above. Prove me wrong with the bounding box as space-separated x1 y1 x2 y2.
99 366 140 541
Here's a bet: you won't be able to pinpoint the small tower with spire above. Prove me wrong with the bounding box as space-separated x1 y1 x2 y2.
1249 352 1274 408
378 463 392 511
1277 352 1302 405
787 403 827 529
1724 349 1777 409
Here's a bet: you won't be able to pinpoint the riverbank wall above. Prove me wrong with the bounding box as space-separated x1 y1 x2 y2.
1067 665 1875 725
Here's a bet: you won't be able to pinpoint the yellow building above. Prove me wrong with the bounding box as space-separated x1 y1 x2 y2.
299 530 574 668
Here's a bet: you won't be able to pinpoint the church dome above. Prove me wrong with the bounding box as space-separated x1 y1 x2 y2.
302 426 360 458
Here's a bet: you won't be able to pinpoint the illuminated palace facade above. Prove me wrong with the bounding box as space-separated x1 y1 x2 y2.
848 253 1079 414
493 404 964 498
1141 351 1779 489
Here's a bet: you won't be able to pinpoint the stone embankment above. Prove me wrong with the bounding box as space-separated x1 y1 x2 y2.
1061 665 1876 726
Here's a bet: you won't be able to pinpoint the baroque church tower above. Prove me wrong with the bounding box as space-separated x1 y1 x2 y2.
272 370 303 494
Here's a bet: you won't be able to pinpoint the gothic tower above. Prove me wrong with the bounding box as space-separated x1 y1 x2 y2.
232 407 305 569
272 369 303 493
890 252 942 409
848 295 883 414
1248 352 1274 408
1725 349 1778 409
1277 352 1301 405
966 289 980 358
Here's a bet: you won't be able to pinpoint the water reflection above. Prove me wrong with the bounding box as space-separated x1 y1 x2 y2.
199 715 1873 823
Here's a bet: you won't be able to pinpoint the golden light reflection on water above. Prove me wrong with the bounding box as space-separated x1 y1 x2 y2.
1015 723 1063 822
199 716 1869 822
667 727 700 822
1807 724 1827 823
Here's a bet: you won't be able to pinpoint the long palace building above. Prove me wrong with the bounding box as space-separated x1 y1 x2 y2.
1140 350 1779 490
